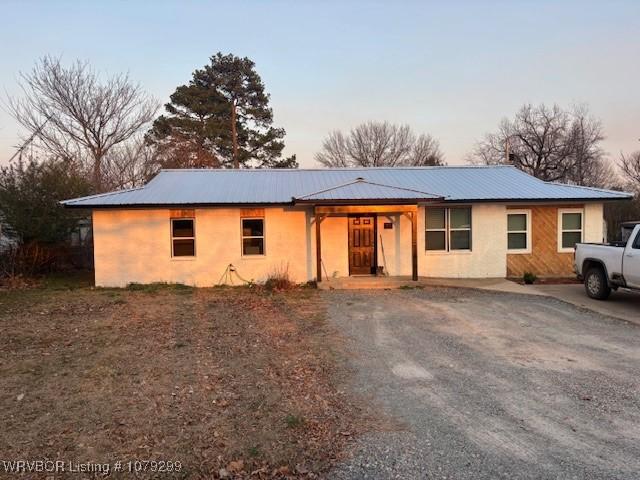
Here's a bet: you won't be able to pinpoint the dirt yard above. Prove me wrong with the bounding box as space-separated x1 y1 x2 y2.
0 278 373 479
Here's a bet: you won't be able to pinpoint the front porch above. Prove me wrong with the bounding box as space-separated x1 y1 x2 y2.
314 204 419 282
293 175 444 283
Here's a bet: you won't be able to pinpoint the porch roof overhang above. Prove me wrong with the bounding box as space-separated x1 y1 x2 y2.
293 178 444 206
313 204 418 214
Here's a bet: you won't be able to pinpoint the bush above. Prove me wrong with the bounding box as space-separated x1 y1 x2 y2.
0 158 92 245
523 271 538 284
264 264 294 291
0 243 63 278
0 241 94 282
0 158 94 280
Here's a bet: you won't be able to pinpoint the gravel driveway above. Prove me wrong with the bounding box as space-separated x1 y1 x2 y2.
326 287 640 480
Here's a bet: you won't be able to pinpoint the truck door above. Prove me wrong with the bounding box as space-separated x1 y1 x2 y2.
624 227 640 287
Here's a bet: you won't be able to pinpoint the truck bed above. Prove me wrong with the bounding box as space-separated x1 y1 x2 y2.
574 243 625 279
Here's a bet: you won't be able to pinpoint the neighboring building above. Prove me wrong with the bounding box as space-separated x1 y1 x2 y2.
62 166 632 287
0 216 17 253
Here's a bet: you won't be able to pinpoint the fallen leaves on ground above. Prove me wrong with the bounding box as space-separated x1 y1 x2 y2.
0 283 378 478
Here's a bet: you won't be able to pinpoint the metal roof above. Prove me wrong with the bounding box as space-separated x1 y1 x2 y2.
294 178 442 202
62 166 633 207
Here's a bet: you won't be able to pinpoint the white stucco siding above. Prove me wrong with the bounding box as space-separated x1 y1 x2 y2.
318 216 349 279
93 207 311 287
584 202 604 243
376 213 412 276
342 205 508 278
92 201 606 287
419 204 508 278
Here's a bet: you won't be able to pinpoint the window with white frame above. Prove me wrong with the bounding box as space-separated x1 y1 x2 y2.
171 218 195 257
507 210 531 253
426 208 447 251
242 218 265 255
426 207 472 251
558 209 583 251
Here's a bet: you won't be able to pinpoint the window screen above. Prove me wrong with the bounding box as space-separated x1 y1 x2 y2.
171 219 195 257
449 208 471 250
242 218 264 255
560 212 582 250
425 207 472 251
426 208 447 251
507 212 529 251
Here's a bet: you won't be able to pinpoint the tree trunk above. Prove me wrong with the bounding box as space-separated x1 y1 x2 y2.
93 152 102 192
231 101 238 169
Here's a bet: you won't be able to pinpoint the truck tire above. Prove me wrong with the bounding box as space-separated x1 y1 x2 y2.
584 266 611 300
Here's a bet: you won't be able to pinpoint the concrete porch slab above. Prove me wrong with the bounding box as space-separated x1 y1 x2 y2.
317 276 545 295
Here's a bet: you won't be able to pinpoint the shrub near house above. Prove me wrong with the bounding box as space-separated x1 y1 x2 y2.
0 159 92 278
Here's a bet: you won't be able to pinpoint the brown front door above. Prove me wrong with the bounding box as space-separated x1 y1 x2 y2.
349 216 376 275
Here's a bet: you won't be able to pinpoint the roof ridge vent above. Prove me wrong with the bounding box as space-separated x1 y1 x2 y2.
355 176 365 181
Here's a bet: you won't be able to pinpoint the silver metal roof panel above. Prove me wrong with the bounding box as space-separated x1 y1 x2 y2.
293 178 442 202
62 166 633 207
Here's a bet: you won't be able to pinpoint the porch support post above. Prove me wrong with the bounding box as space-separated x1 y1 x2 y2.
315 213 323 282
410 210 418 281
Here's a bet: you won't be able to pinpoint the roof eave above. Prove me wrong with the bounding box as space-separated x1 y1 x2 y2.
61 201 297 209
61 195 631 209
440 196 633 204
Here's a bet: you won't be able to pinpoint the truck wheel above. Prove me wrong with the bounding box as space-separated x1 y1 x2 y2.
584 267 611 300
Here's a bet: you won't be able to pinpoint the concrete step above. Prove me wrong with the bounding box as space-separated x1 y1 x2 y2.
317 276 419 290
316 276 539 294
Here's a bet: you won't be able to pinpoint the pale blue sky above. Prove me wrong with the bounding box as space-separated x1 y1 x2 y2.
1 0 639 167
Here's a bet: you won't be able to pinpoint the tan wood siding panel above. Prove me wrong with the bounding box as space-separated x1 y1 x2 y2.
170 209 195 218
507 205 582 277
240 208 265 218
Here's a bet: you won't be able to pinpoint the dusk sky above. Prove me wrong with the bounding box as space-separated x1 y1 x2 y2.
1 0 638 168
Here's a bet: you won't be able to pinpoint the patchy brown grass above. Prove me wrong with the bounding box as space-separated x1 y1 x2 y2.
0 280 375 478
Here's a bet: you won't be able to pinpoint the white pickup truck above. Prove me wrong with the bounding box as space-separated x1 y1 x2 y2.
574 222 640 299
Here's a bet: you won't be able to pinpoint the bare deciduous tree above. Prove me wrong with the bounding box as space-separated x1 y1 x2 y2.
566 105 611 187
470 103 613 187
470 104 573 181
8 56 159 191
619 150 640 191
315 121 445 167
102 136 160 190
412 134 445 166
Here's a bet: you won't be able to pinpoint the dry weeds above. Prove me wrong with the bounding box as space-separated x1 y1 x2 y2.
0 281 375 478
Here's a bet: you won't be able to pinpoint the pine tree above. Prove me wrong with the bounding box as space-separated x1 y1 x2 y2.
147 53 297 169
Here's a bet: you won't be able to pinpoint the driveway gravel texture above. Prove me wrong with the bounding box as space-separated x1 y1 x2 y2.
325 287 640 480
